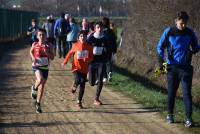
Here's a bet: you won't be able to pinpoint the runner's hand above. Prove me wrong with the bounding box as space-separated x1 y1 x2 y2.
61 63 65 68
31 57 35 62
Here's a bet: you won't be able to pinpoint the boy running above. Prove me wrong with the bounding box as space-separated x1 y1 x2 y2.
87 22 110 105
62 30 93 109
30 28 54 113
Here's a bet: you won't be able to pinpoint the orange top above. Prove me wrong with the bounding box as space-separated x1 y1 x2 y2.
63 41 93 74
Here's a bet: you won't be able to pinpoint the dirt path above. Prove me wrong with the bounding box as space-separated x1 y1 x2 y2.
0 43 186 134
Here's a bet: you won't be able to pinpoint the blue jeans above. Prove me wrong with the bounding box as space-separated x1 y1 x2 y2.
56 36 66 58
167 65 193 117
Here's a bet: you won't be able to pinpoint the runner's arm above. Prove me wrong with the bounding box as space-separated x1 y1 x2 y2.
62 46 75 65
30 45 35 62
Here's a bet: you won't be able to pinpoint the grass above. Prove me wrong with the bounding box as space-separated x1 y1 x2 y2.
107 70 200 133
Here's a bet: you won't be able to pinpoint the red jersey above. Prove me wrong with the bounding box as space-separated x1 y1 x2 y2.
63 41 93 74
32 42 50 67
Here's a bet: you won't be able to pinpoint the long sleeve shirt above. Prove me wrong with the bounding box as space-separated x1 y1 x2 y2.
157 27 200 66
63 41 93 74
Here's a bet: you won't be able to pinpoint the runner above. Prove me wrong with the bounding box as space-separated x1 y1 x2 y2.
62 30 93 109
87 22 110 105
157 11 200 127
102 17 117 82
30 28 54 113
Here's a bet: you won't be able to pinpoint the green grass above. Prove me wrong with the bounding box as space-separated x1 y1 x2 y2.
107 72 200 133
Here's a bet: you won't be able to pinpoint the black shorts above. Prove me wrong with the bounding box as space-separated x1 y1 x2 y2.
32 66 49 80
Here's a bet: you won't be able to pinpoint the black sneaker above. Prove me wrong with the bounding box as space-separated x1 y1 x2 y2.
35 102 42 113
166 114 174 124
184 118 193 128
31 85 37 100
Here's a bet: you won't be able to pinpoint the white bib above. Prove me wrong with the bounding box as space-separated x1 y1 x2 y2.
93 47 103 55
35 57 49 66
77 50 89 59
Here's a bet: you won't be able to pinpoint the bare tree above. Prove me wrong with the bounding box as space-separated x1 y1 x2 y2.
19 0 128 17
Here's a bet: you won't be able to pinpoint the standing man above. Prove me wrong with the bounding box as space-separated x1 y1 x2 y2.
42 15 56 56
157 11 200 127
27 19 39 46
54 13 71 58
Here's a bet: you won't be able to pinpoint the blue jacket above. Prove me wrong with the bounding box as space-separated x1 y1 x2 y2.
54 18 71 37
67 23 80 42
157 27 200 66
27 25 39 42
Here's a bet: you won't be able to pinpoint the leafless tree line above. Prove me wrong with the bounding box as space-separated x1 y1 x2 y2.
0 0 129 17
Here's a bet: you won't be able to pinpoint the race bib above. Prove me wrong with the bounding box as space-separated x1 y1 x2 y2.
77 50 89 59
35 57 49 66
93 47 103 55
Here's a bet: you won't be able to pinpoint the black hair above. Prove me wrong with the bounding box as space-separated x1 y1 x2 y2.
176 11 189 22
70 18 76 23
89 22 95 31
102 17 110 28
60 12 65 18
78 30 87 37
38 28 46 34
32 19 37 23
95 21 103 27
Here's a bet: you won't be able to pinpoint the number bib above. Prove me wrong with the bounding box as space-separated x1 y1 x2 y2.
93 47 103 55
35 57 49 66
77 50 89 59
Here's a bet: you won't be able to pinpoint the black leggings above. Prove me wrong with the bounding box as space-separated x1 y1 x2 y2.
89 62 106 99
73 72 87 102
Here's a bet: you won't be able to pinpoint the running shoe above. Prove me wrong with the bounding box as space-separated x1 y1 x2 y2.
103 78 107 83
76 101 83 109
184 117 193 128
71 85 77 94
31 85 37 100
108 72 112 82
35 102 42 113
95 80 99 85
94 99 103 106
166 114 174 124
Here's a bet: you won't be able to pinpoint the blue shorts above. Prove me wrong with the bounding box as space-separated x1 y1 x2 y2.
32 66 49 80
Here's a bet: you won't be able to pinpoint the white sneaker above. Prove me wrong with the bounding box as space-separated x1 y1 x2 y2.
31 85 37 100
108 72 112 81
103 78 107 83
95 80 99 85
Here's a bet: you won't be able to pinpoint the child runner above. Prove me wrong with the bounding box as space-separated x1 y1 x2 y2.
87 22 110 105
30 28 54 113
61 30 93 109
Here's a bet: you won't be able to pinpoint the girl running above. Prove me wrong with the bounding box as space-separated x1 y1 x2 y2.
62 30 93 109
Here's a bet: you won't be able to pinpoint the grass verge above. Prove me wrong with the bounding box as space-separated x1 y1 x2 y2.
107 71 200 133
